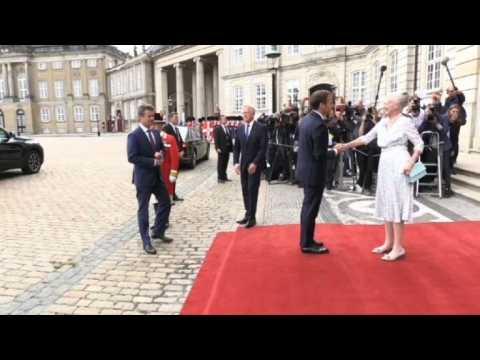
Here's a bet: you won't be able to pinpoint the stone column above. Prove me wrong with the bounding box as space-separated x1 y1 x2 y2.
7 63 14 97
2 64 7 97
24 62 30 100
192 69 197 117
216 49 225 114
212 62 218 114
194 57 205 119
155 66 169 113
174 63 185 121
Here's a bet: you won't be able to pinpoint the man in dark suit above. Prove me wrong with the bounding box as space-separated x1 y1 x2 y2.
233 105 268 229
296 90 338 254
127 104 173 255
214 115 233 183
163 113 184 202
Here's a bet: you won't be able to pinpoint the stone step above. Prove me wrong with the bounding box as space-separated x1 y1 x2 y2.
451 184 480 203
451 173 480 191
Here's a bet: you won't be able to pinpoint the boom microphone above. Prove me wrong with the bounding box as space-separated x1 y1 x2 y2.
380 65 387 72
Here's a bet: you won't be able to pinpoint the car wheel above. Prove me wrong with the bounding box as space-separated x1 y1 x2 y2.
190 151 197 169
22 150 42 174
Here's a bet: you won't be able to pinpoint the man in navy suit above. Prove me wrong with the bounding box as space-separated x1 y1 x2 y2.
233 105 268 229
127 104 172 255
296 91 338 254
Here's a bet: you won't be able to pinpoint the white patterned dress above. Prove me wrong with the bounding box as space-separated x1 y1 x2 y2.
359 115 424 223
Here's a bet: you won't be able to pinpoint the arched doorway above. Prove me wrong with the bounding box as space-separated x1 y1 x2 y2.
16 109 26 135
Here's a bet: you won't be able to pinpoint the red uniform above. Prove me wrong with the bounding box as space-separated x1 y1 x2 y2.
160 131 180 196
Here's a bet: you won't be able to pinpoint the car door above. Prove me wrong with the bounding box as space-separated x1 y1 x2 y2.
0 129 22 171
194 128 206 158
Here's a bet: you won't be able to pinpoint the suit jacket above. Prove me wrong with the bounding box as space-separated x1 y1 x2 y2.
127 126 165 188
163 123 184 149
233 121 267 171
296 111 336 187
214 125 233 153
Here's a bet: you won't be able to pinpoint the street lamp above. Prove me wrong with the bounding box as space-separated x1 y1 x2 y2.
266 45 281 114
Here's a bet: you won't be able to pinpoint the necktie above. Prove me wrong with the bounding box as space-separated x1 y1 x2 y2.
245 124 250 138
147 130 155 147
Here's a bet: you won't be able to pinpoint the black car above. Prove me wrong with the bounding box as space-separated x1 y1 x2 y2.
177 126 210 169
0 127 44 174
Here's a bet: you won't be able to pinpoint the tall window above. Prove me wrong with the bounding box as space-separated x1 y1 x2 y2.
87 59 97 68
40 107 50 122
0 79 5 99
90 105 100 122
38 80 48 99
52 61 63 70
128 68 134 92
287 45 300 55
233 86 244 113
73 80 82 97
255 84 267 110
389 51 398 93
233 46 244 65
136 65 143 91
352 71 367 103
55 106 65 122
37 62 47 71
427 45 442 90
71 60 81 69
287 80 300 107
89 79 99 97
129 101 136 120
74 106 84 122
256 45 266 62
18 78 28 99
54 80 64 98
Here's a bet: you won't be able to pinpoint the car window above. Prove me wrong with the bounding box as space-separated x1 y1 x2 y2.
177 126 188 141
0 129 8 142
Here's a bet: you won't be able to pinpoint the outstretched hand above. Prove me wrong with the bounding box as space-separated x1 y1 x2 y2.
334 143 346 153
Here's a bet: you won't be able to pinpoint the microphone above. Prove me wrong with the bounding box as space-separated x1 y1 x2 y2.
380 65 387 73
441 57 450 67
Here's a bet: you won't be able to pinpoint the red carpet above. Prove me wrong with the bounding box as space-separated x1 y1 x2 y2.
181 222 480 315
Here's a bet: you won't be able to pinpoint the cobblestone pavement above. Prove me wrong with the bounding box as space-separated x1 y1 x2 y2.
1 135 478 315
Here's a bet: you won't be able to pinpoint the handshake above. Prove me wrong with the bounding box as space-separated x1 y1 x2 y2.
334 143 348 154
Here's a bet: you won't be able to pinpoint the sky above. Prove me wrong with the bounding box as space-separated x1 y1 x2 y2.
113 45 149 55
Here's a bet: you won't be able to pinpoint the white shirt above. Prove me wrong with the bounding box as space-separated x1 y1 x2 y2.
313 110 337 155
139 123 155 145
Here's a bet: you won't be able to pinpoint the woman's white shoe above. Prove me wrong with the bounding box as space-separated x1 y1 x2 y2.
372 245 393 254
381 248 406 262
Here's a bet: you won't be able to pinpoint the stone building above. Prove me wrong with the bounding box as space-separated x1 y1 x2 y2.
0 45 126 134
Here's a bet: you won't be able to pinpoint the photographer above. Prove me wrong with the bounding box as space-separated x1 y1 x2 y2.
445 104 465 179
444 87 467 172
407 95 425 129
418 104 453 196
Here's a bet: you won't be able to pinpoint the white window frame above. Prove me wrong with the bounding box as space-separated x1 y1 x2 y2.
426 45 443 90
54 80 64 99
90 105 100 122
287 45 300 56
233 86 244 113
71 60 82 69
87 59 97 68
89 79 99 97
73 80 82 97
352 71 368 103
37 62 47 71
287 80 300 107
0 79 5 99
55 106 65 122
38 80 48 99
389 51 398 93
255 83 267 110
129 101 136 120
40 107 50 123
255 45 266 62
233 46 244 65
52 61 64 70
73 106 84 122
18 78 28 99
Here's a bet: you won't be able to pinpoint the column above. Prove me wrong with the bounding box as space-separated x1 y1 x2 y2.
212 62 218 114
194 57 205 119
155 66 169 112
2 64 7 97
174 63 185 121
7 63 14 97
216 49 225 114
24 62 30 100
191 69 197 117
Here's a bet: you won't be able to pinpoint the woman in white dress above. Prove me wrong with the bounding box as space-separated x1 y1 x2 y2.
337 94 424 261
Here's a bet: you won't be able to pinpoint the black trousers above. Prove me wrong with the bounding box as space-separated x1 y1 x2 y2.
136 181 171 247
217 151 230 180
300 185 325 248
240 167 262 220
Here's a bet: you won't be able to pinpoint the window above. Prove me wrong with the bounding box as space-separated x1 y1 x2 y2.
233 86 244 113
55 106 65 122
18 78 28 99
318 45 334 51
89 79 99 97
256 45 266 62
74 106 84 122
54 80 64 98
0 113 5 128
37 62 47 70
287 45 300 55
38 81 48 99
87 59 97 68
129 101 136 120
40 107 50 122
128 68 134 92
90 105 100 122
352 71 368 103
255 84 267 110
136 65 143 91
71 60 81 69
233 46 244 65
73 80 82 97
427 45 443 90
287 80 300 107
52 61 63 70
389 51 398 93
0 79 6 99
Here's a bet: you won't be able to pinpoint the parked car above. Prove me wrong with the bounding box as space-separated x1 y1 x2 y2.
177 126 210 169
0 127 44 174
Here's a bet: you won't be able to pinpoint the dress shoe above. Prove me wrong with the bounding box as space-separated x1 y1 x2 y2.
143 244 157 255
245 219 256 228
224 179 232 182
173 195 184 201
236 217 249 225
152 233 174 243
301 245 329 255
313 241 324 248
218 179 226 184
